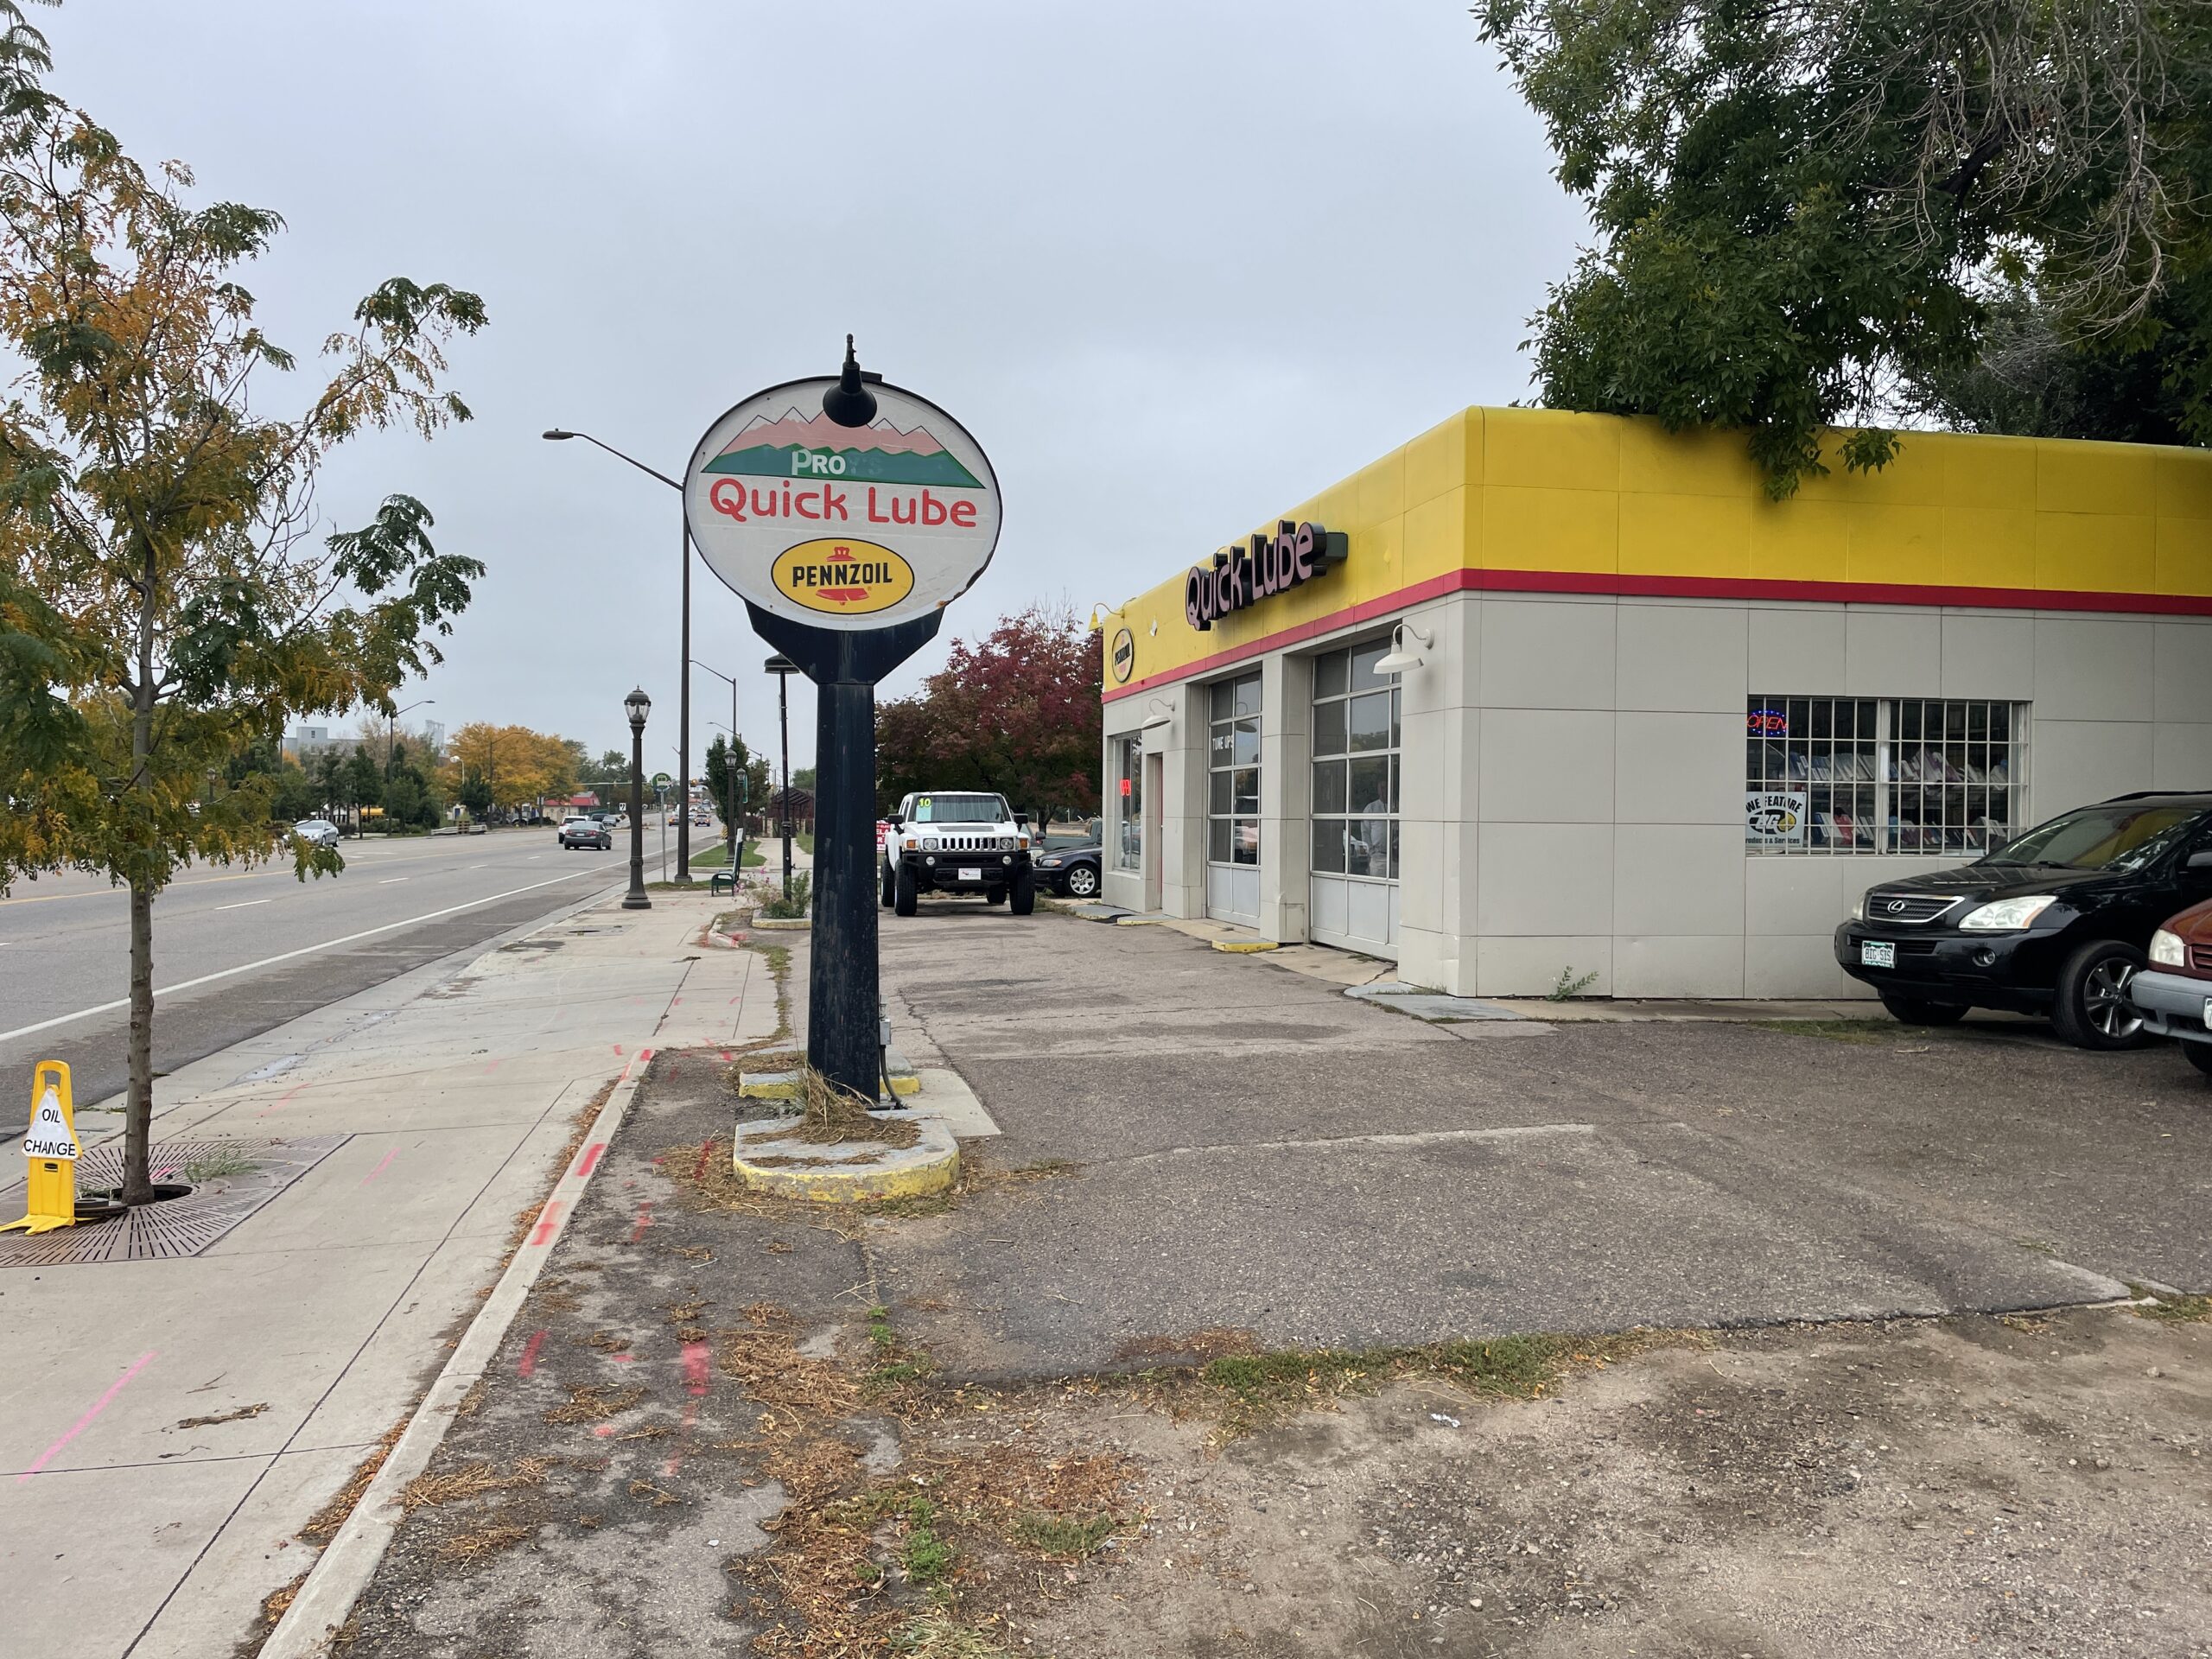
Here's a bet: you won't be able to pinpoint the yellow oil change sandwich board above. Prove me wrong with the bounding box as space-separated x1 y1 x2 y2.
3 1060 81 1235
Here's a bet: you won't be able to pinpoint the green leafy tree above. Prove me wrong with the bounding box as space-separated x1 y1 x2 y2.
1477 0 2212 495
345 747 384 823
875 605 1102 823
0 9 485 1203
703 731 766 841
457 770 493 819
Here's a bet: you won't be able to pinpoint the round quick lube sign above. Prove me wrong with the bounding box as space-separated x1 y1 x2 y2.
684 378 1001 631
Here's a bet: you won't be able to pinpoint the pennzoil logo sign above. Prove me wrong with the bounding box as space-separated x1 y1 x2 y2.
771 539 916 616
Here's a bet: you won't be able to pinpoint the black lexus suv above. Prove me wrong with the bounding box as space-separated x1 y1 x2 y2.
1835 791 2212 1049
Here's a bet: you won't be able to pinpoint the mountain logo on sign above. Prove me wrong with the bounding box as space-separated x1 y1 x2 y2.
702 409 984 489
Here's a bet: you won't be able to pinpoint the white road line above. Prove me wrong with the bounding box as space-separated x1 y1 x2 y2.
215 899 273 912
0 868 616 1046
378 878 407 885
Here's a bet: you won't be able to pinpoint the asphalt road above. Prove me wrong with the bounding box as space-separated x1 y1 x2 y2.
0 823 710 1135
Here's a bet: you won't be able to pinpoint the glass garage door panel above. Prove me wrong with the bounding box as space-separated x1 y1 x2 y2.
1206 672 1262 926
1308 641 1399 957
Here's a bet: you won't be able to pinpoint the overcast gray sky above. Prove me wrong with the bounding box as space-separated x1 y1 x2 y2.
50 0 1584 771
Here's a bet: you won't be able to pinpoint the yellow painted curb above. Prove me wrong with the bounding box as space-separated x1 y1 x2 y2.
1211 939 1280 953
732 1111 959 1205
740 1068 920 1099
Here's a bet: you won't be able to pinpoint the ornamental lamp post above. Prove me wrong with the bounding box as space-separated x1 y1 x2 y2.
693 659 743 865
622 687 652 911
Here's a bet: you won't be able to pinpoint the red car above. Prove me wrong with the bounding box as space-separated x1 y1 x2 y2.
2127 897 2212 1076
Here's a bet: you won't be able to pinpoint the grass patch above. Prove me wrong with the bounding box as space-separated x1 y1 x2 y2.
180 1146 260 1181
1007 1510 1120 1560
541 1385 645 1426
1753 1018 1914 1044
741 838 767 867
745 1064 919 1150
888 1618 1014 1657
435 1522 531 1562
2133 1289 2212 1322
400 1458 555 1510
902 1496 955 1590
1183 1331 1656 1436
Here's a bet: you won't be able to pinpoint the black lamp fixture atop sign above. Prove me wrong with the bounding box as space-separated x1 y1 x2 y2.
820 334 885 429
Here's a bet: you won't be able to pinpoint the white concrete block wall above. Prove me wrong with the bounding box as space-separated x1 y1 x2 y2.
1103 596 2212 1001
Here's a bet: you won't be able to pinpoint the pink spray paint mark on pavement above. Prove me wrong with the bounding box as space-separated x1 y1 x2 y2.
683 1342 712 1397
256 1084 304 1120
692 1140 715 1182
518 1329 548 1377
573 1143 606 1179
627 1200 655 1243
528 1202 565 1247
360 1148 399 1185
19 1351 156 1481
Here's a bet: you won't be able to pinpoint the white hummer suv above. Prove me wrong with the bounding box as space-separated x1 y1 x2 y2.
880 791 1036 916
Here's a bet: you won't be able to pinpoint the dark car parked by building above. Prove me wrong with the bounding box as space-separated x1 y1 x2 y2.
1034 842 1102 899
1835 791 2212 1049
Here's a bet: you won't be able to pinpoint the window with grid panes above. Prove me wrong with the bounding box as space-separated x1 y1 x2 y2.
1745 696 2027 854
1310 641 1400 879
1207 673 1261 866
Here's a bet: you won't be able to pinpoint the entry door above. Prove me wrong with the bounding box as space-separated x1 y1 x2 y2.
1205 673 1262 926
1143 751 1163 912
1307 640 1400 956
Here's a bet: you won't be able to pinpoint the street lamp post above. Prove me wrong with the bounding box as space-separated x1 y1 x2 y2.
387 697 434 782
543 428 691 883
692 660 742 865
765 655 797 900
623 688 652 911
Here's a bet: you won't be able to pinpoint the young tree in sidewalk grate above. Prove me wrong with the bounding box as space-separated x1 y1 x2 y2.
0 4 485 1205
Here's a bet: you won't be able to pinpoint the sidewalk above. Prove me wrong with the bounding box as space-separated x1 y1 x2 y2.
0 887 774 1658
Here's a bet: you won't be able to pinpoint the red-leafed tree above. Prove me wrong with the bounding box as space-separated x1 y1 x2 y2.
875 604 1102 824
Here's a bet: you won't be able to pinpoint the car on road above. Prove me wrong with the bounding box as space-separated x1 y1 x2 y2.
292 818 340 850
558 814 613 850
1035 842 1103 899
2127 899 2212 1077
1835 791 2212 1049
880 791 1035 916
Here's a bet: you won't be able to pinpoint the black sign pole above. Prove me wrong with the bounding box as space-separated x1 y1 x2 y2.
745 607 942 1102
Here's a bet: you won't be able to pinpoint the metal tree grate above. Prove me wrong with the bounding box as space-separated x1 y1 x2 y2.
0 1135 346 1267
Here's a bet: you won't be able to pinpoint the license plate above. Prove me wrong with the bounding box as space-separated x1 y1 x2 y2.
958 866 982 881
1861 941 1896 969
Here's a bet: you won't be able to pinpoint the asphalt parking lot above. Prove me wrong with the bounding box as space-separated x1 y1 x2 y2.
339 907 2212 1659
876 904 2212 1375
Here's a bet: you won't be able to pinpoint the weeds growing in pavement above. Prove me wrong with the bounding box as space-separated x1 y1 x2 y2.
1755 1018 1923 1044
2132 1288 2212 1322
1548 965 1601 1000
180 1145 260 1181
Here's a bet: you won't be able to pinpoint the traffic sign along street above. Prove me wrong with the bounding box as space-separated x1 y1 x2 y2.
683 378 1001 631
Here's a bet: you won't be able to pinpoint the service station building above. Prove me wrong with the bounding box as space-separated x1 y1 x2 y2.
1097 408 2212 999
